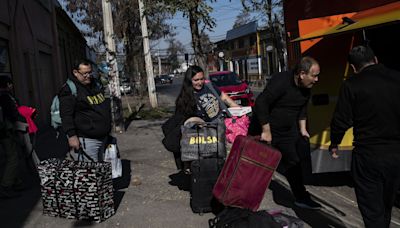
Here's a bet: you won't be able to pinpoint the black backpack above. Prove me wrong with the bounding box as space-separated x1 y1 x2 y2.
209 207 282 228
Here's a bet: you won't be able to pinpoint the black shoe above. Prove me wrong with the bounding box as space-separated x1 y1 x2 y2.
0 186 21 199
294 197 322 210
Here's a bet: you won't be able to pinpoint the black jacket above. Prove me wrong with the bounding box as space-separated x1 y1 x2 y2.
59 77 111 139
331 64 400 148
249 70 310 139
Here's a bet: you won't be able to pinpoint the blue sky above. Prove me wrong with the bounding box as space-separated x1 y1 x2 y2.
155 0 264 53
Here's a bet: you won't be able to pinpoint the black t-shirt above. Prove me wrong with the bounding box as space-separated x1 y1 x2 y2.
194 84 222 122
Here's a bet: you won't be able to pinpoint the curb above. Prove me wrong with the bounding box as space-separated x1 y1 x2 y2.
272 173 361 228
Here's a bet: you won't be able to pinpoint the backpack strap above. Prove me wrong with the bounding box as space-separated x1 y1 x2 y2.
66 79 77 97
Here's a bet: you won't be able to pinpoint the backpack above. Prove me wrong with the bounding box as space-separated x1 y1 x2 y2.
50 79 77 129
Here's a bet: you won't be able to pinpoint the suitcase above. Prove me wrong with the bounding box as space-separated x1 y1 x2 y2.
213 135 282 211
190 157 224 214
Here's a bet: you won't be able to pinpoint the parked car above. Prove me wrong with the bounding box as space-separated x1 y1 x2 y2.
159 74 173 84
209 71 254 106
120 78 132 94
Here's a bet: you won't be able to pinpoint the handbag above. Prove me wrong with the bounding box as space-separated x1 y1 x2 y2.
38 149 115 222
104 136 122 179
224 115 250 144
180 120 226 161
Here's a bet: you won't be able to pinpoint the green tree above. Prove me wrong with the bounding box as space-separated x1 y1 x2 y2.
241 0 285 72
233 9 253 28
64 0 173 91
155 0 218 76
166 37 185 71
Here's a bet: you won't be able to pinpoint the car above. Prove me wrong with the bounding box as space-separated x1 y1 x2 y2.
159 74 173 84
209 71 254 106
120 78 132 94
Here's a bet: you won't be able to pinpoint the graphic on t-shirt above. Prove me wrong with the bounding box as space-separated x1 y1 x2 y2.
198 93 220 119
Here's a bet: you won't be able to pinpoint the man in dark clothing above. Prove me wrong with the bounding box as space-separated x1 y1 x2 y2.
0 76 21 198
59 60 111 161
248 56 321 209
329 46 400 228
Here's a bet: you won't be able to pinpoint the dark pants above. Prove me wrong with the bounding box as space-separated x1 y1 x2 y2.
273 140 308 200
0 135 19 187
352 146 400 228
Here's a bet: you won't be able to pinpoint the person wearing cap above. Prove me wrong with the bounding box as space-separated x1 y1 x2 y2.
59 60 111 161
329 45 400 228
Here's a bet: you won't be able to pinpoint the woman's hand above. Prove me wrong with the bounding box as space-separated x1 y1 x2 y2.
221 92 240 107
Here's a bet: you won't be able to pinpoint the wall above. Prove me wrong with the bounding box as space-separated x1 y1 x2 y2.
0 0 87 128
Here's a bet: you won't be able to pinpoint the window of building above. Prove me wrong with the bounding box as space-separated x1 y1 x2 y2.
250 36 256 46
238 39 244 48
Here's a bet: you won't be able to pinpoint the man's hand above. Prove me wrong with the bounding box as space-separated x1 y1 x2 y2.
329 144 339 159
68 135 80 150
260 124 272 144
300 129 310 139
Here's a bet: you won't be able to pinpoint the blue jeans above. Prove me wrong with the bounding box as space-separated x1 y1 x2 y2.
71 137 105 162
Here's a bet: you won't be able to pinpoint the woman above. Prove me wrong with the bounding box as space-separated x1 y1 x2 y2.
175 65 238 121
175 66 238 174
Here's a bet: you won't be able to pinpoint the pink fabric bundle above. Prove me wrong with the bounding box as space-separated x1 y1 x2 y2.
224 115 250 143
17 105 38 134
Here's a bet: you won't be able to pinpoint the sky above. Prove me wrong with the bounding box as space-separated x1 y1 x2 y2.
58 0 265 55
155 0 264 54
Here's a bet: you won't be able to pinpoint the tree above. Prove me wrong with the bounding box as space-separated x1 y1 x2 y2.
155 0 218 76
64 0 173 95
233 9 253 28
166 37 185 71
241 0 286 72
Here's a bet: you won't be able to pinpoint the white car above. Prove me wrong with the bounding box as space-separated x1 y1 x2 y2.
120 83 132 94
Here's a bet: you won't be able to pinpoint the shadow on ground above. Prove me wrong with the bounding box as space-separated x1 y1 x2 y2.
270 180 347 228
0 155 41 228
168 171 191 192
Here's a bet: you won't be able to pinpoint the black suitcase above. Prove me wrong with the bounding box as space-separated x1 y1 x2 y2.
190 157 224 214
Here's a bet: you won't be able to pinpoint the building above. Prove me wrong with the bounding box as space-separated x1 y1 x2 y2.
215 21 285 82
0 0 88 127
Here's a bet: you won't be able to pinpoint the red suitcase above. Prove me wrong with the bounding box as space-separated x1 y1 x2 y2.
213 135 282 211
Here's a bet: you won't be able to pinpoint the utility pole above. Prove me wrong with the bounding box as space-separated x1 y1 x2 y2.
138 0 158 108
158 48 162 76
102 0 123 132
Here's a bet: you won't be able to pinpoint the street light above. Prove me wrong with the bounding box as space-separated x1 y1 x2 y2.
218 51 224 71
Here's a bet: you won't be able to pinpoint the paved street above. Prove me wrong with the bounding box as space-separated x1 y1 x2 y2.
0 119 351 228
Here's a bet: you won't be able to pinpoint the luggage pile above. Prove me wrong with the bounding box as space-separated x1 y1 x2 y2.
180 120 226 214
38 158 115 222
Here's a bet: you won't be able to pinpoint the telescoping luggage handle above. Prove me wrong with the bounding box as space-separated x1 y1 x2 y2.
195 122 220 172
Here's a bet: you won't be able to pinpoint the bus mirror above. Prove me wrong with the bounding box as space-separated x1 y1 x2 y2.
312 94 329 106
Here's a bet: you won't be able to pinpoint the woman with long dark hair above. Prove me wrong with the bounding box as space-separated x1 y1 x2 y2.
175 66 238 173
175 65 238 122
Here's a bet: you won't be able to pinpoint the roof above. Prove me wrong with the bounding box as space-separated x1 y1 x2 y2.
226 21 258 41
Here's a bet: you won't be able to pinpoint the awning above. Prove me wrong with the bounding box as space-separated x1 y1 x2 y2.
292 4 400 42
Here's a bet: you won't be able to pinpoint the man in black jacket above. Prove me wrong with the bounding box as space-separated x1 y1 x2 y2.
329 46 400 228
249 56 321 210
59 60 111 161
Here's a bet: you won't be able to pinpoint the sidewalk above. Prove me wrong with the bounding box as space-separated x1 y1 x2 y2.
1 118 399 227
